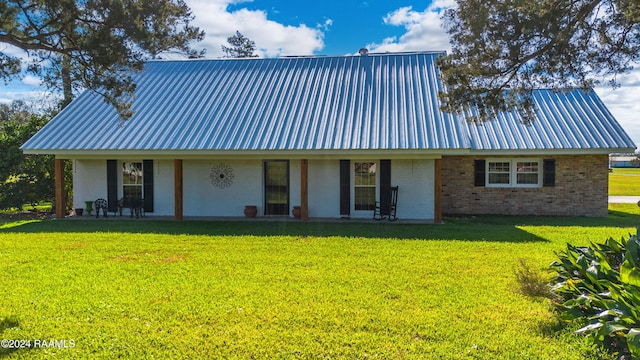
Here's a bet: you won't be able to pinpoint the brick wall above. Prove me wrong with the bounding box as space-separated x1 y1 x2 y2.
441 154 609 217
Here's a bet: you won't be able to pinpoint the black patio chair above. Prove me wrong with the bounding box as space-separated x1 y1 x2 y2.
94 198 108 218
118 197 144 219
373 186 398 221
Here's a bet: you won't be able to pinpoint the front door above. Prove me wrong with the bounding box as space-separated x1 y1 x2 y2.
264 160 289 215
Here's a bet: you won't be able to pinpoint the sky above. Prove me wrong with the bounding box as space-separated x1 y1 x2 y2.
1 0 639 147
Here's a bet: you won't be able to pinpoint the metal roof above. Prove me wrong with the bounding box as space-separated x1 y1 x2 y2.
464 89 636 151
21 52 636 154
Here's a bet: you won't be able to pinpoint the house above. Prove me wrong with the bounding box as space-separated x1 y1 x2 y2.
21 51 636 221
609 154 640 168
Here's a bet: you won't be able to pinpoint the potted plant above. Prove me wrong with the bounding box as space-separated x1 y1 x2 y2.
84 200 94 216
244 205 257 218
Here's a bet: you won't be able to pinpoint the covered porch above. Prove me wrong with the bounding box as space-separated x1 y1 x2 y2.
56 155 444 223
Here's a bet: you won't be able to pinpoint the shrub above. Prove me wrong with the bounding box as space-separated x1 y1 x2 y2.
551 235 640 359
515 258 555 299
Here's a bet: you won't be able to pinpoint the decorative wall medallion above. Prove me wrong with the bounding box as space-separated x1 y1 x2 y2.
210 163 234 188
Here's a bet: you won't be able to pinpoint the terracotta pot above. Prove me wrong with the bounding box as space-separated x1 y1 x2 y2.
292 206 301 219
244 205 258 218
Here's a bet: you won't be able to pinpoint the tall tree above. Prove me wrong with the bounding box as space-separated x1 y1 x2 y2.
0 99 31 123
221 31 258 58
439 0 640 122
0 111 58 210
0 0 205 119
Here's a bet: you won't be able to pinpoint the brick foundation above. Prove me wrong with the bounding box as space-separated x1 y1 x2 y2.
441 155 609 217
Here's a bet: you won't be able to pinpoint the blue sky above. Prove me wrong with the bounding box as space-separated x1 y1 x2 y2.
224 0 416 55
2 0 639 147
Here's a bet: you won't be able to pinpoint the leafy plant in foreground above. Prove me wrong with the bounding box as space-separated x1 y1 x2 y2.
551 235 640 359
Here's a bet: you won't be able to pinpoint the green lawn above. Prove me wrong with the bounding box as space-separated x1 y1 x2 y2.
609 167 640 196
1 211 638 359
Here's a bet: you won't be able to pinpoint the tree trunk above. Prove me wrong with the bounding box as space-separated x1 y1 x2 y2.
61 55 72 108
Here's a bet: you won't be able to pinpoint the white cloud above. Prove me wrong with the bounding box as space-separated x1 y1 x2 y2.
0 87 60 108
2 0 328 101
22 75 42 86
429 0 457 11
373 2 640 148
186 0 325 58
367 4 452 53
1 43 29 62
318 18 333 32
595 68 640 148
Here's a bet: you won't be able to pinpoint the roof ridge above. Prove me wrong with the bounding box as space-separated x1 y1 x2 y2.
149 50 446 63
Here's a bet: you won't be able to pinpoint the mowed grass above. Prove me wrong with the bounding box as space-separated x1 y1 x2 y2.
0 212 638 359
609 167 640 195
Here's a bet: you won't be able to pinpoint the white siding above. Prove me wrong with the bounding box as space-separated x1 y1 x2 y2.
289 160 301 217
308 160 341 218
72 157 435 220
348 159 434 220
73 159 176 216
152 160 175 216
183 160 263 217
73 160 108 209
392 159 434 220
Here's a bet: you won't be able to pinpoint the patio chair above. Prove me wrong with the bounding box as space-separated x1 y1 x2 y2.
94 198 108 218
373 186 398 221
118 197 144 218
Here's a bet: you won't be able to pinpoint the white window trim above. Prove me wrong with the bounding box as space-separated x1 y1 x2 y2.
485 158 542 188
122 161 144 198
352 161 378 214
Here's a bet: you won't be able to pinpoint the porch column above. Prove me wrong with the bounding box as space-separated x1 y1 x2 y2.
55 158 65 218
300 159 308 221
434 158 443 224
174 159 183 220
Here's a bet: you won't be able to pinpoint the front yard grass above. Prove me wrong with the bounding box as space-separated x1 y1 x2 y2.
609 167 640 196
0 209 638 359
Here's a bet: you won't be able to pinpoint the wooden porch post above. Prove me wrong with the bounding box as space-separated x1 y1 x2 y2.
301 159 308 221
174 159 183 220
55 159 65 218
434 158 443 224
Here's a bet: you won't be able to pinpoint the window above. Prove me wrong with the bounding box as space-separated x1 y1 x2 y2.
486 159 541 187
516 161 539 185
488 161 510 185
122 162 143 198
354 162 376 210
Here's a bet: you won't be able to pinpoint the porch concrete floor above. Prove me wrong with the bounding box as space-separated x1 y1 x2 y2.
65 214 437 224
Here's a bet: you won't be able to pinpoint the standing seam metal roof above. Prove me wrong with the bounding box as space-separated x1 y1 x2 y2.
21 52 636 152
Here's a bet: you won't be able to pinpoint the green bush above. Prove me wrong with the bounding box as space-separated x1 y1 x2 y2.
0 114 56 210
551 235 640 359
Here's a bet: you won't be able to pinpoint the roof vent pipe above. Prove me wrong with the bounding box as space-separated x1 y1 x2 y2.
358 48 369 56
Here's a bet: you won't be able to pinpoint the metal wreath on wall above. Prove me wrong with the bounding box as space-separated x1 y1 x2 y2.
210 163 235 188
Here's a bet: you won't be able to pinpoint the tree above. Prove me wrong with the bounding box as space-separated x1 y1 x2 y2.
0 0 205 119
439 0 640 122
0 100 31 123
0 111 58 210
221 31 258 58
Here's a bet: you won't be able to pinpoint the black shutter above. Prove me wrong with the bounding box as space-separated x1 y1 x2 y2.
143 160 154 212
474 160 486 186
340 160 350 216
107 160 118 212
543 159 556 187
379 160 391 215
